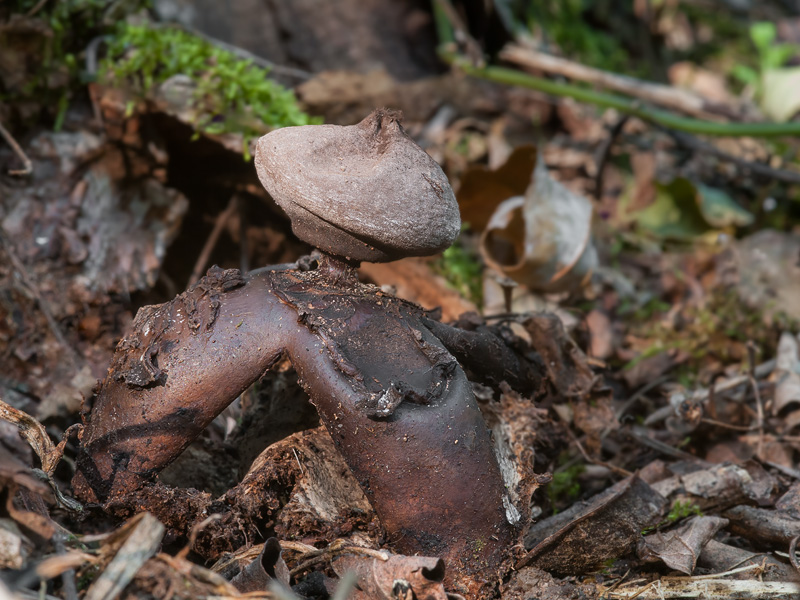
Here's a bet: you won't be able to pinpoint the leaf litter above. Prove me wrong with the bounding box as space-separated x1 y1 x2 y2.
2 3 800 600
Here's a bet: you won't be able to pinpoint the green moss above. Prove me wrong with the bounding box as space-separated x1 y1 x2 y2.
548 462 585 512
99 23 320 157
642 500 702 534
432 228 483 306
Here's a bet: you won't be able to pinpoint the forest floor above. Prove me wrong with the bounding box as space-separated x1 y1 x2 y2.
2 1 800 599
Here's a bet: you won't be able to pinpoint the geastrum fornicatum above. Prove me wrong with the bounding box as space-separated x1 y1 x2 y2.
73 109 539 597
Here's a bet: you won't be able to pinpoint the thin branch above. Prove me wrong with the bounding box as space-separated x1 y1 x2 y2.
663 128 800 185
500 44 737 121
0 120 33 176
439 52 800 138
595 114 630 200
187 195 238 287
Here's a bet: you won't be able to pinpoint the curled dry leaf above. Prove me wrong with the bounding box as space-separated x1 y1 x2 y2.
332 552 449 600
638 515 729 574
698 539 797 582
0 397 62 475
231 537 290 592
480 154 597 293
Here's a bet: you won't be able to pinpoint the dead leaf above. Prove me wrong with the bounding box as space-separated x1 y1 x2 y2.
231 537 290 592
359 257 476 322
0 398 62 475
331 553 449 600
586 309 614 360
481 153 597 293
456 145 536 231
761 67 800 122
638 515 729 574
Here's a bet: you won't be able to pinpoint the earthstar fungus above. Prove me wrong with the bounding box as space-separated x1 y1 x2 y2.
254 108 461 262
73 110 522 597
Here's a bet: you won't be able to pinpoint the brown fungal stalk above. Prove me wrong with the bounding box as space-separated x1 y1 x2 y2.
74 110 531 597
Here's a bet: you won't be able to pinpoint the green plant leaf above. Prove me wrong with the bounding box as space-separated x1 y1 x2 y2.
634 178 752 239
635 178 710 239
750 21 777 52
731 64 758 86
696 184 754 228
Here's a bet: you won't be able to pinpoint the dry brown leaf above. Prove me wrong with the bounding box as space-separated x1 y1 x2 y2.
481 154 597 293
586 309 614 360
331 553 449 600
456 145 536 231
638 515 729 574
0 398 61 475
727 230 800 323
230 537 290 592
359 257 476 322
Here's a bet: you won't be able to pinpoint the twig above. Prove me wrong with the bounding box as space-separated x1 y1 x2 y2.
564 424 632 478
500 44 737 120
288 540 389 577
699 417 758 431
187 196 239 287
176 514 222 560
663 128 800 185
628 426 707 462
432 0 484 66
601 569 631 599
747 341 766 459
440 53 800 138
53 535 79 600
594 114 630 200
615 376 667 421
0 120 33 176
